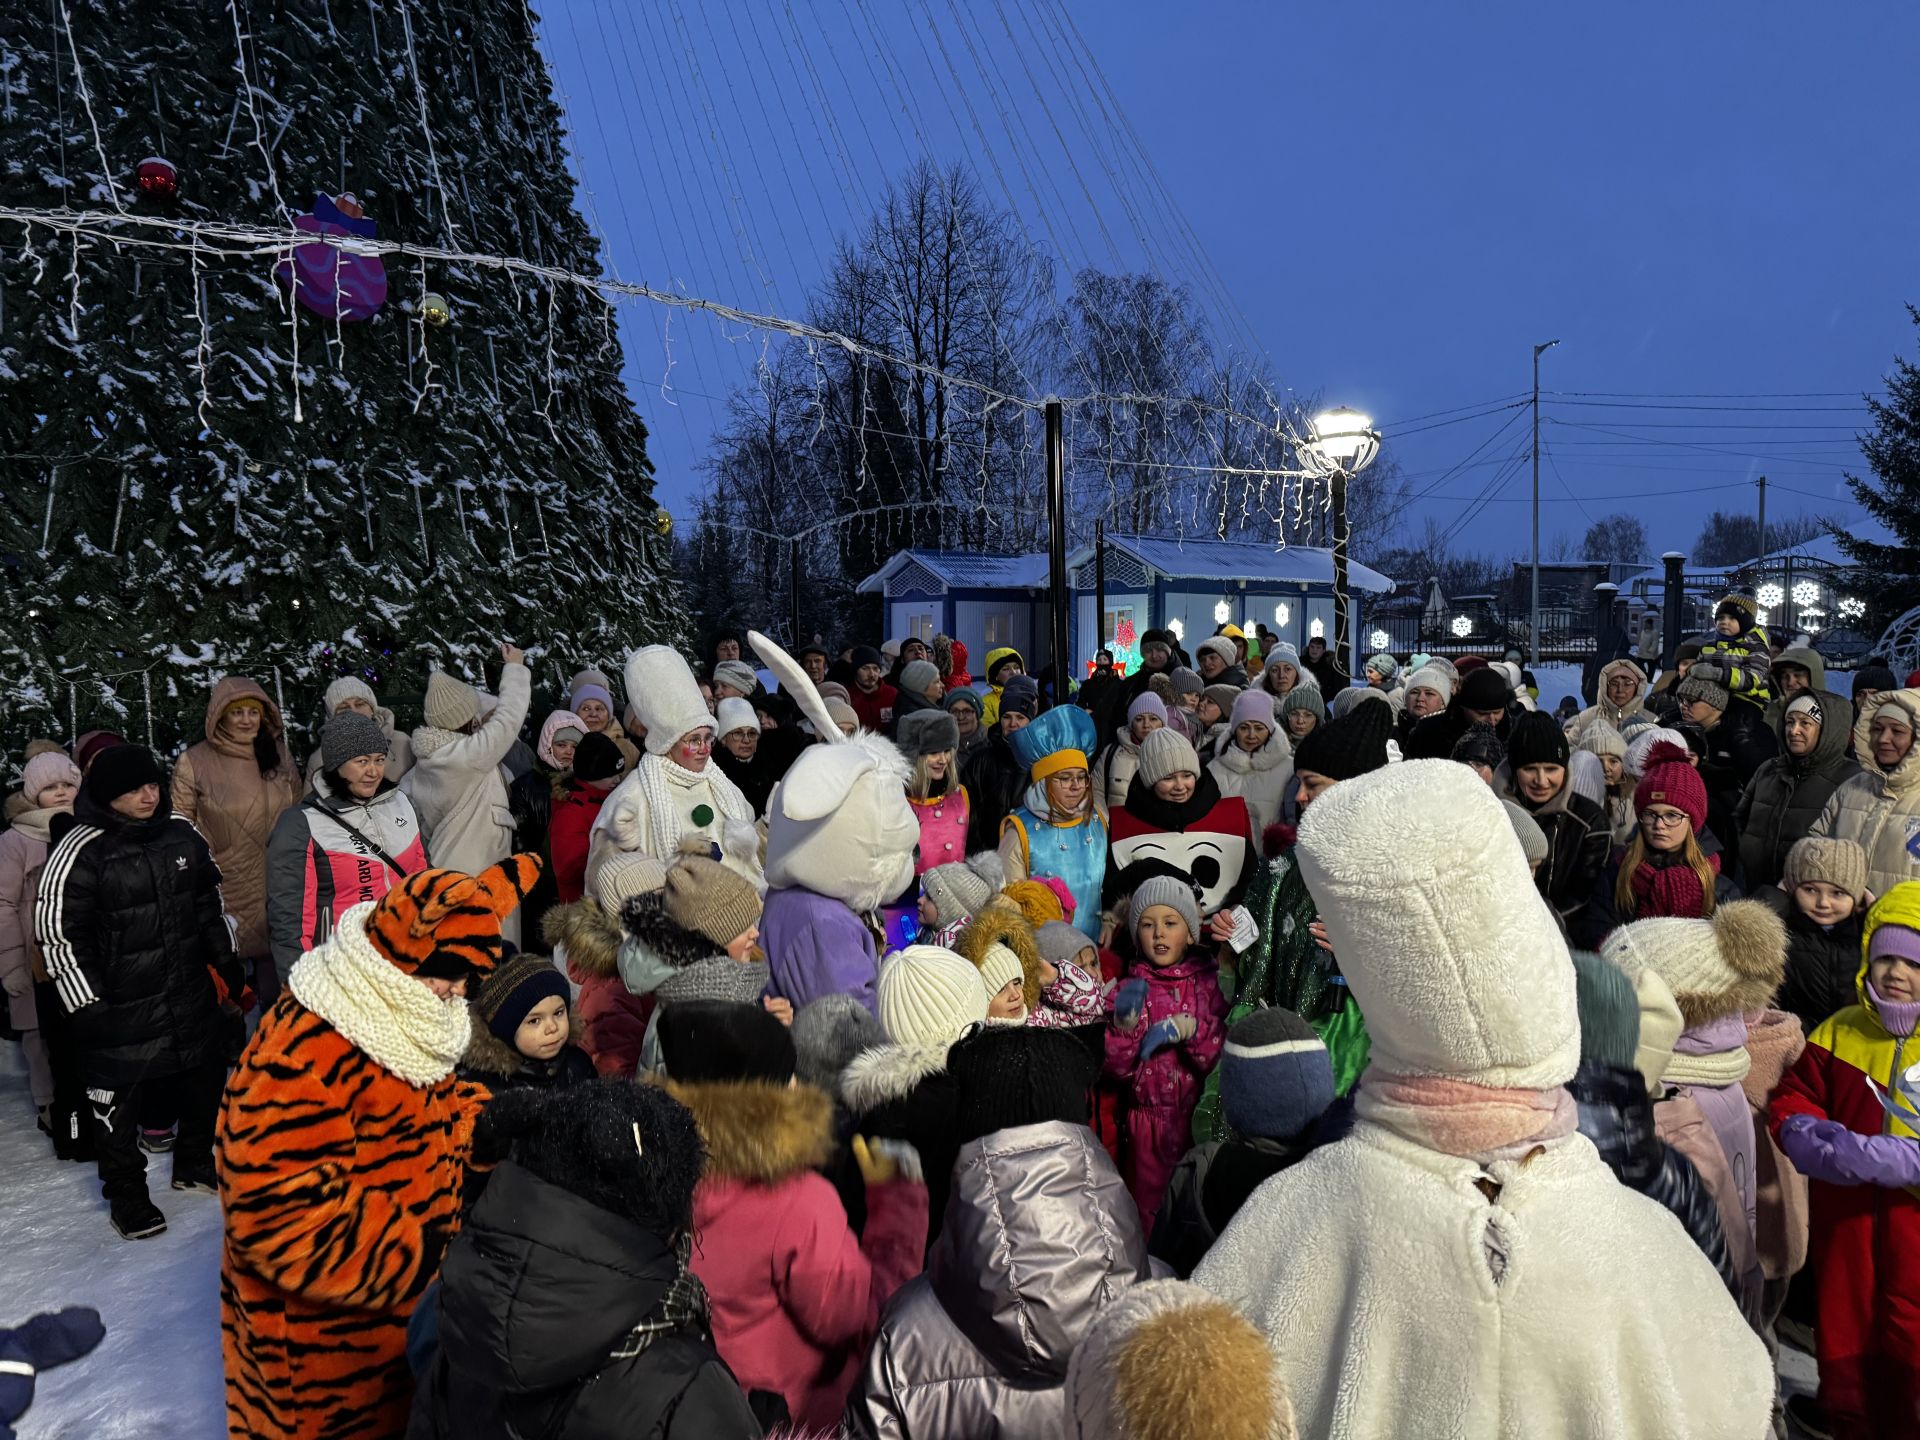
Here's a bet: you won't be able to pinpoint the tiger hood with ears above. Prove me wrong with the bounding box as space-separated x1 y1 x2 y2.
217 858 534 1439
751 631 919 914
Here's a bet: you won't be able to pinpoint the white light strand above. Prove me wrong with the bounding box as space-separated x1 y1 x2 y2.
397 2 458 245
54 1 126 214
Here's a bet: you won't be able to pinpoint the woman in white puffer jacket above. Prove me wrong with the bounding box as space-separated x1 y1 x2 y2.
1207 690 1293 836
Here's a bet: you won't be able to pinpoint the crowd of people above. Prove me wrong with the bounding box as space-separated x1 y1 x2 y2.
2 597 1918 1439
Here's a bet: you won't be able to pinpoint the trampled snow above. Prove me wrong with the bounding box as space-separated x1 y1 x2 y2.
0 1046 225 1439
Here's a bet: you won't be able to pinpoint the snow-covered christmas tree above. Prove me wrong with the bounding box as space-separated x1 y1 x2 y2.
0 0 678 757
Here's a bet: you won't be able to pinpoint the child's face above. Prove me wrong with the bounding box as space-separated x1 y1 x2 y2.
1794 881 1855 927
1073 944 1098 975
1130 713 1164 744
917 894 940 927
1599 754 1623 786
1870 954 1920 1004
1716 615 1741 637
987 977 1026 1019
1152 770 1197 804
724 925 761 962
515 995 570 1062
1135 904 1192 966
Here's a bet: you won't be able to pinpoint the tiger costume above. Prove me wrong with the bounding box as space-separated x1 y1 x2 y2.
218 856 538 1440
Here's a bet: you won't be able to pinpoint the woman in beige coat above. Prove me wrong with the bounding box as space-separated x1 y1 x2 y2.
171 676 302 1003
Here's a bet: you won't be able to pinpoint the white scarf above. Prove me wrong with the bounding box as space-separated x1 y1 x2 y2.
633 753 753 860
288 902 475 1087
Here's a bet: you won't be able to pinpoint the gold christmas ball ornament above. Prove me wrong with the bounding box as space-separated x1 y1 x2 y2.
654 507 673 537
421 292 452 328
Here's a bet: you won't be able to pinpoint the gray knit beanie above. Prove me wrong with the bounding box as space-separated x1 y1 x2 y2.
920 852 1002 928
899 659 941 699
1501 799 1549 866
1137 726 1202 787
321 711 391 770
1129 874 1201 942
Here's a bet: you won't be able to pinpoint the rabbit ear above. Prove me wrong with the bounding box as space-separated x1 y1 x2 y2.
750 630 842 744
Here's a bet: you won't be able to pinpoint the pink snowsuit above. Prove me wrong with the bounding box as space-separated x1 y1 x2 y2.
1103 949 1227 1232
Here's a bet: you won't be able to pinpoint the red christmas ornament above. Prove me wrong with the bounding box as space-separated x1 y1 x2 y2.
135 156 179 202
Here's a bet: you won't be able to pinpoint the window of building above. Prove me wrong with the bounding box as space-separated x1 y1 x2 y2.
983 612 1015 647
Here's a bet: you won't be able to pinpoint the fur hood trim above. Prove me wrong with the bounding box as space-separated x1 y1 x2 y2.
840 1039 950 1115
957 901 1045 1011
661 1077 834 1184
409 724 462 761
461 1011 586 1080
1692 899 1789 1026
619 892 723 969
541 898 622 979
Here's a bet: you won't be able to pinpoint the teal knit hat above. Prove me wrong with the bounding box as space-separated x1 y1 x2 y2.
1570 950 1640 1071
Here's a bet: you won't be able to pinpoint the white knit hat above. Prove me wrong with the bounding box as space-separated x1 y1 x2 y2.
976 942 1026 1002
624 645 713 756
1577 717 1628 760
322 676 378 714
1404 665 1453 703
1599 901 1788 1030
876 945 989 1048
715 697 759 739
1296 758 1578 1088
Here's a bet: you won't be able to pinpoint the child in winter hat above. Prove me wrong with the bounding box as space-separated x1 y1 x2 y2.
1066 1279 1297 1440
1449 720 1505 782
792 994 886 1102
1291 694 1396 788
917 850 1004 946
947 1022 1100 1145
954 904 1045 1025
873 944 991 1050
1502 799 1549 871
20 750 81 807
1105 874 1228 1232
1772 836 1870 1033
1771 881 1920 1433
1624 724 1691 778
1137 726 1202 790
1153 1006 1344 1277
1027 918 1109 1029
617 850 772 1073
462 953 594 1090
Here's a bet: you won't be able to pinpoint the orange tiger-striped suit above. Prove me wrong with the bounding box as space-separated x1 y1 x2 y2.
218 857 537 1440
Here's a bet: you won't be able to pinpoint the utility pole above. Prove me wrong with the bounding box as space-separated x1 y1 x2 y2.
1530 339 1561 668
1045 400 1070 700
1755 474 1767 562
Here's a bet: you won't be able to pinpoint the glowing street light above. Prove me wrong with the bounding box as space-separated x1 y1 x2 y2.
1301 407 1380 681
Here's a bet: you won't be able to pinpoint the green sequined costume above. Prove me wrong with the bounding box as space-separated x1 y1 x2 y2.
1192 841 1370 1144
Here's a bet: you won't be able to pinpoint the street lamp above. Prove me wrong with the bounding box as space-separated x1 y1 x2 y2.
1301 406 1380 683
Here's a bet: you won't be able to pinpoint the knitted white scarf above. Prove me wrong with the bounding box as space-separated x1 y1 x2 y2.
287 902 475 1087
632 753 753 860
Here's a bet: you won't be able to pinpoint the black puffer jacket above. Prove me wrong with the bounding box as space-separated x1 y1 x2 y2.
410 1161 761 1440
1499 770 1611 930
34 790 236 1088
1568 1059 1736 1299
1734 689 1858 891
1759 886 1866 1035
841 1040 962 1254
961 729 1027 855
1697 702 1779 869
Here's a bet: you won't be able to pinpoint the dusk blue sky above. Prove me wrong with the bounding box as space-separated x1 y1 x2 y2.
534 1 1917 560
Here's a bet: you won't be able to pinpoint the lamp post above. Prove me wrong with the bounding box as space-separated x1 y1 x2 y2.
1302 406 1380 682
1530 339 1560 668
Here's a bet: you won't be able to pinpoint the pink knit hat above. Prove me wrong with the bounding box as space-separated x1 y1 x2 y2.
22 750 81 805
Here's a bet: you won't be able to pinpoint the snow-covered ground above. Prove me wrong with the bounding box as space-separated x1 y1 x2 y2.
0 1044 225 1439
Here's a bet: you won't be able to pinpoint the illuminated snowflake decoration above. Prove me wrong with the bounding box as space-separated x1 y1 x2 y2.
1275 602 1290 627
1213 599 1231 624
1309 617 1325 640
1838 596 1867 621
1791 580 1820 608
1169 618 1185 642
1368 629 1391 652
1756 607 1771 626
1757 583 1785 608
1451 615 1473 638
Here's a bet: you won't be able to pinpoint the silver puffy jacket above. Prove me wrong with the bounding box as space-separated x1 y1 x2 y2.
848 1120 1155 1439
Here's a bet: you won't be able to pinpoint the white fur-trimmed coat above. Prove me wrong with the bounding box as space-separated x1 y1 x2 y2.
1193 1121 1772 1440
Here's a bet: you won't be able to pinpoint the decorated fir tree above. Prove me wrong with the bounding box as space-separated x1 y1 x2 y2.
0 0 677 757
1836 306 1920 625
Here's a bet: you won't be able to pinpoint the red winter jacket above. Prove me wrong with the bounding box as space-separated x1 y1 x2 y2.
668 1076 926 1432
547 785 608 904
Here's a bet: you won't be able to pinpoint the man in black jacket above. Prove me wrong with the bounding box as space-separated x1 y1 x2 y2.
962 678 1039 854
35 744 239 1240
1677 672 1778 876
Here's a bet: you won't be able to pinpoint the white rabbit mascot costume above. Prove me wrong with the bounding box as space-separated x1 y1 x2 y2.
588 645 763 889
750 631 920 1016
